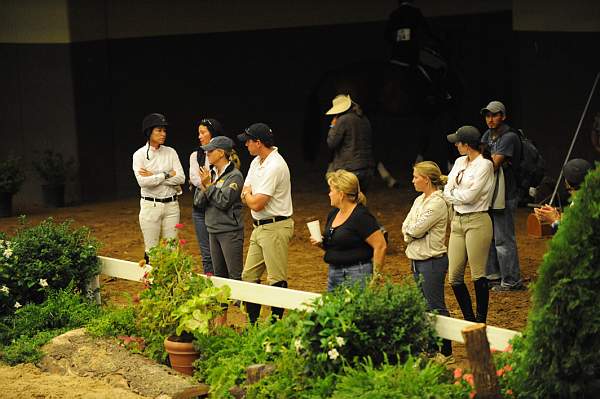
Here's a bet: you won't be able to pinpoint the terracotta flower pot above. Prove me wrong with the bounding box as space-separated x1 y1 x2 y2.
163 336 199 376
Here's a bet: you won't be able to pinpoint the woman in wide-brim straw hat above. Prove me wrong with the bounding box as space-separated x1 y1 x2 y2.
325 94 375 192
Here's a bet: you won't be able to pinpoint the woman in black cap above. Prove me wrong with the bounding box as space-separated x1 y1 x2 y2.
534 158 593 232
443 126 495 323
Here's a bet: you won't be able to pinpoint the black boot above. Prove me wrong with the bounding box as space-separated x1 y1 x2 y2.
245 302 262 324
270 281 288 321
144 252 150 265
474 278 489 324
451 283 476 322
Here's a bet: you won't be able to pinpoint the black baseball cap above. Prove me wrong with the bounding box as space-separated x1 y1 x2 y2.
447 126 481 145
237 123 274 146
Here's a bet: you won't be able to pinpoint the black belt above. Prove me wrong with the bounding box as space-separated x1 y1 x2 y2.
455 210 487 216
253 215 290 226
142 195 178 203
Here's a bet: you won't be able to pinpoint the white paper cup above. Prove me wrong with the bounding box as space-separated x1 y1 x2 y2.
306 220 322 243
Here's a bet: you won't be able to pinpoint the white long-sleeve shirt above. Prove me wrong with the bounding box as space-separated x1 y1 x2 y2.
189 150 211 188
443 154 494 214
132 144 185 198
402 190 449 260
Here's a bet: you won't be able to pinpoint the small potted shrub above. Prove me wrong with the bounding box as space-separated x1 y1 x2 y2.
0 156 26 217
32 150 75 207
137 230 230 375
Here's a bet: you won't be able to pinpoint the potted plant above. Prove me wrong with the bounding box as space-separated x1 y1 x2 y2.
32 150 75 207
0 156 26 217
137 229 230 375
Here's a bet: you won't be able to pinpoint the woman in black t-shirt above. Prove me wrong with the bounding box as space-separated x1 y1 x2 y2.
311 169 387 291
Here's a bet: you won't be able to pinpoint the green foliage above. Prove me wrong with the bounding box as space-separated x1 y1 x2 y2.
1 329 68 365
194 323 287 398
299 280 437 377
492 336 527 398
0 156 26 194
0 217 100 315
0 285 100 365
517 163 600 398
173 285 231 336
32 150 75 185
137 237 229 362
86 306 138 338
330 356 466 399
194 280 437 397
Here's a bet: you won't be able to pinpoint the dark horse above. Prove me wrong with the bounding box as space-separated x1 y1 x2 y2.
303 49 463 178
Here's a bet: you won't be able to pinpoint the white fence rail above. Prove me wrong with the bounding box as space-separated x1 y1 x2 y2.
94 256 520 351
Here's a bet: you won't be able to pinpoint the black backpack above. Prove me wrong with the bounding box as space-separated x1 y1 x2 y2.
514 128 545 191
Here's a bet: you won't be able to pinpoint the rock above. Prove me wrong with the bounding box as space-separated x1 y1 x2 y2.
39 328 209 398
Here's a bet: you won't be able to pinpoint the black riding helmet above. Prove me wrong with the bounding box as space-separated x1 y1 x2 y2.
142 113 169 159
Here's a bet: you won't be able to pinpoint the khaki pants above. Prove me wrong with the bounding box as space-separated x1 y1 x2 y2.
139 199 180 252
242 218 294 285
448 212 492 285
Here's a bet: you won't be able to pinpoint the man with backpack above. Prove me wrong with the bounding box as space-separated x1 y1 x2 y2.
480 101 525 291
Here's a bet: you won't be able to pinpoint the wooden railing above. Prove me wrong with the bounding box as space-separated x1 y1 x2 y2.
92 256 520 351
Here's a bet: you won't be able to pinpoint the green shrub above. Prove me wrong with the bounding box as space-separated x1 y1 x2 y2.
0 285 100 365
0 156 26 194
299 280 436 377
517 163 600 397
86 306 138 338
0 217 100 315
330 356 466 399
0 329 68 365
194 280 437 397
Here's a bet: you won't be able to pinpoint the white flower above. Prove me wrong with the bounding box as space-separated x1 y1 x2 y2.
335 336 345 347
294 339 303 352
327 348 340 360
14 301 22 309
39 279 48 287
264 342 272 353
3 247 13 258
0 285 9 294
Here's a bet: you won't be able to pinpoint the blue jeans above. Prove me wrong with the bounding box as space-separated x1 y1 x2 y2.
412 255 450 317
486 197 522 287
192 207 213 274
327 261 373 292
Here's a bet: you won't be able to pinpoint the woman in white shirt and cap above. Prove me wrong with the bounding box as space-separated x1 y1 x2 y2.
444 126 495 323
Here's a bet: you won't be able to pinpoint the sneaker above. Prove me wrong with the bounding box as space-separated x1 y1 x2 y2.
491 283 526 292
488 278 501 289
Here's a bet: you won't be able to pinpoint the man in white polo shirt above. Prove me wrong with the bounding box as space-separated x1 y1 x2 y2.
132 113 185 263
237 122 294 323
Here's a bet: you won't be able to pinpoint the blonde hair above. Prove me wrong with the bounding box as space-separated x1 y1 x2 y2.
413 161 447 188
326 169 367 206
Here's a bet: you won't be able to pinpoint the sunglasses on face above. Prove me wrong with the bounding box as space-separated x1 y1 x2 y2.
200 119 214 129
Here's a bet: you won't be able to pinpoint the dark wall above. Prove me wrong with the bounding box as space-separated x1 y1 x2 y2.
515 31 600 176
4 10 598 208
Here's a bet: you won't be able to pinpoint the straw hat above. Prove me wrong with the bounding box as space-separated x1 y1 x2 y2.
325 94 352 115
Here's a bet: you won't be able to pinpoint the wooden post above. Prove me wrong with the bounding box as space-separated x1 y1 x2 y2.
461 323 501 399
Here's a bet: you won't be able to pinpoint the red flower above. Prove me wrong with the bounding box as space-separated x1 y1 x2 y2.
506 389 513 395
497 368 505 377
504 344 513 352
205 272 214 277
179 239 187 245
504 364 513 372
175 223 184 229
453 368 463 379
463 373 474 387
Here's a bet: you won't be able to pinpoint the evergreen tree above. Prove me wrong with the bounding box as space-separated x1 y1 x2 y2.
519 163 600 397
